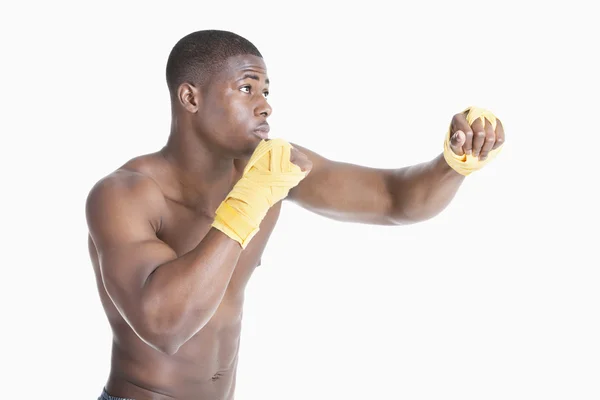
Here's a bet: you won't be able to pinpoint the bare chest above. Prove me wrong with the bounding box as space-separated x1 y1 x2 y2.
157 200 282 294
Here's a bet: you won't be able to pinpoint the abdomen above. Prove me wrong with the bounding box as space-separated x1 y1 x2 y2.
106 298 244 399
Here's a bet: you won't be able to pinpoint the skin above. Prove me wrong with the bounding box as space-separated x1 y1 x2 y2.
86 54 505 399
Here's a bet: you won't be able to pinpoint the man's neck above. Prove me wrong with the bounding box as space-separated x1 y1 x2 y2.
159 124 237 210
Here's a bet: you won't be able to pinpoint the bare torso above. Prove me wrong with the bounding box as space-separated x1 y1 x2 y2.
89 152 281 399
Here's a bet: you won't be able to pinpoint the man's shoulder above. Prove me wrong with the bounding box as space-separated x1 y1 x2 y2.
91 167 160 194
85 163 166 224
88 151 167 200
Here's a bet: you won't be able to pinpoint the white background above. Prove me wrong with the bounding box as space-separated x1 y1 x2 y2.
2 1 599 399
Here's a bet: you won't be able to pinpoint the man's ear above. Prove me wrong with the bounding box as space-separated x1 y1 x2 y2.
177 82 200 113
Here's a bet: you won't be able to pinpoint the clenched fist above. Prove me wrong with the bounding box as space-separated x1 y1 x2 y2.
448 110 505 161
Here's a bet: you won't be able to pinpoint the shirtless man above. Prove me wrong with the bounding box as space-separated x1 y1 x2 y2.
86 30 505 400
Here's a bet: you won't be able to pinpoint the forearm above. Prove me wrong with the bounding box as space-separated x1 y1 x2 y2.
388 153 464 224
140 228 242 354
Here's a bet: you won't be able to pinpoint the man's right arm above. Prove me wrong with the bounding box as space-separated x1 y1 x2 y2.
86 171 242 355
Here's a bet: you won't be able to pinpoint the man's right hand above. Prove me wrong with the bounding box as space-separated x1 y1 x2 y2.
212 138 310 248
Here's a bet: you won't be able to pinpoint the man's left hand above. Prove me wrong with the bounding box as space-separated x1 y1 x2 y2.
448 111 505 161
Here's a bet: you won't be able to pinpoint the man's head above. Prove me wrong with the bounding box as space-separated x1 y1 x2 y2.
166 30 272 157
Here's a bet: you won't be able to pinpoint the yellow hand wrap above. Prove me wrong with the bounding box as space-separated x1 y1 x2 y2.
443 106 503 176
212 139 307 249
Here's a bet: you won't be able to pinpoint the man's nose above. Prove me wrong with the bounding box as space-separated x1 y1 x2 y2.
255 97 272 118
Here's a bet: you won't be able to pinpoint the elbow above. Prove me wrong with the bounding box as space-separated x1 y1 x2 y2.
142 333 183 356
151 337 181 356
137 326 183 356
387 201 442 225
136 308 211 356
135 294 215 355
126 312 182 354
136 302 186 355
388 212 426 226
387 180 452 224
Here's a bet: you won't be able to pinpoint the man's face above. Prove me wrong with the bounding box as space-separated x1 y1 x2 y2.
197 54 272 158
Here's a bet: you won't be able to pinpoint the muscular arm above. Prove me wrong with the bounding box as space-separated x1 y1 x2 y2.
86 171 242 355
287 144 464 225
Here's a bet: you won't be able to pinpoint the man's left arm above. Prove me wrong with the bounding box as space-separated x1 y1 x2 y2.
286 109 505 225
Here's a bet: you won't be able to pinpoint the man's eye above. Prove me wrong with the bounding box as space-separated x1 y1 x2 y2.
263 91 269 98
240 86 250 93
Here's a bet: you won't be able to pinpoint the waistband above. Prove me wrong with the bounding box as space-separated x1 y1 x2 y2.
98 387 135 400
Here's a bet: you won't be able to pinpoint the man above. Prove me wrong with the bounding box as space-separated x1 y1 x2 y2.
86 29 505 400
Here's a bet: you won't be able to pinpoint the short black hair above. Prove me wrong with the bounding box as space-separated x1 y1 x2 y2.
165 30 262 93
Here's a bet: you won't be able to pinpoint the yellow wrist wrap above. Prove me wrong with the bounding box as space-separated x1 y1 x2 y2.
443 106 503 176
212 139 307 248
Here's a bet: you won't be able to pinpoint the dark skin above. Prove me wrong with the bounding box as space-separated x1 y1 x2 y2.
86 54 505 399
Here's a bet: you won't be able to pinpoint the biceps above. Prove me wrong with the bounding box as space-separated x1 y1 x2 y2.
98 240 177 318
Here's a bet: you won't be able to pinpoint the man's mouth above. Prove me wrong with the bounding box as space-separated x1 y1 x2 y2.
253 123 270 139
